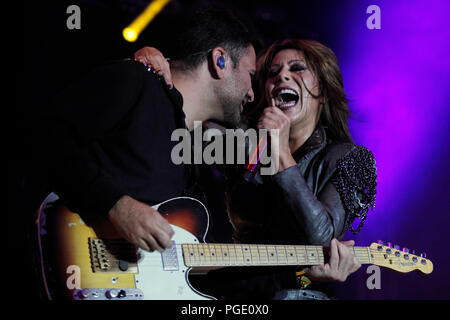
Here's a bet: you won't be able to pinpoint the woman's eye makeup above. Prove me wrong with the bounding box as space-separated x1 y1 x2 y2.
290 63 307 72
268 62 307 77
268 67 280 77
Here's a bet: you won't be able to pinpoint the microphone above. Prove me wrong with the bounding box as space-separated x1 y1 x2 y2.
243 134 269 182
242 97 276 183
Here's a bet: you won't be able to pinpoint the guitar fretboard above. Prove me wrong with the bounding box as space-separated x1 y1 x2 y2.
181 243 371 267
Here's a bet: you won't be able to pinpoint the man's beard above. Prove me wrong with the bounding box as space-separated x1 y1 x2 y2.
222 101 241 128
217 79 242 128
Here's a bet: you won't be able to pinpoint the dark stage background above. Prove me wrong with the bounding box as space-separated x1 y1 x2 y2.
15 0 450 300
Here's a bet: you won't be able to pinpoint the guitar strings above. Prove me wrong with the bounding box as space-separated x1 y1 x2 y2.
87 247 421 269
92 243 417 260
89 240 424 268
91 243 420 261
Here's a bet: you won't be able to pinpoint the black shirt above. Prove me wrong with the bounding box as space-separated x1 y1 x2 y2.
48 59 188 218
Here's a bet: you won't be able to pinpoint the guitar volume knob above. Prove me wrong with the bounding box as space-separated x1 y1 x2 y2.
105 289 119 299
79 289 90 299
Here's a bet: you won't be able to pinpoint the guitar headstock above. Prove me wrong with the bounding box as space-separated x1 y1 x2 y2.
368 242 433 274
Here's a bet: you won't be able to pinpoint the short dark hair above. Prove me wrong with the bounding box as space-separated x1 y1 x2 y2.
171 8 256 71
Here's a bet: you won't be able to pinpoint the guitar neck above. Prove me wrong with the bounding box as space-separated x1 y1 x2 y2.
181 243 371 268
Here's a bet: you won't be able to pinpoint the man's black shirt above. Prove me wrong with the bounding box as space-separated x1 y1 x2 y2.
48 60 188 218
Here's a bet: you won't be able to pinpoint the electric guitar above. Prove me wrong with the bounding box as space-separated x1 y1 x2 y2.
37 195 433 300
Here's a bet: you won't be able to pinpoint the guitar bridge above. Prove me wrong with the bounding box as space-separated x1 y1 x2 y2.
88 238 139 273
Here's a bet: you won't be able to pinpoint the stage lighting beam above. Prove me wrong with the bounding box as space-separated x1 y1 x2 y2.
123 0 171 42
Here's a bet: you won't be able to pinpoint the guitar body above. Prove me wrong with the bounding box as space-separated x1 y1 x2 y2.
39 196 215 300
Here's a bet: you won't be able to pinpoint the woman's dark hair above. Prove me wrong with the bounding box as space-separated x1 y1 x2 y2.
253 39 353 143
171 8 256 71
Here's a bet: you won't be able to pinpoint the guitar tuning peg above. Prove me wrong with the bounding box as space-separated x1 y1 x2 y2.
394 244 400 250
420 252 427 258
402 248 409 253
411 249 416 255
377 240 384 245
387 242 392 247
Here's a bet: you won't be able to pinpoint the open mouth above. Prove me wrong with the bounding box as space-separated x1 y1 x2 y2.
272 87 299 110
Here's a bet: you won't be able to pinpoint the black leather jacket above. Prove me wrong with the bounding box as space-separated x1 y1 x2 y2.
227 124 377 246
190 124 377 299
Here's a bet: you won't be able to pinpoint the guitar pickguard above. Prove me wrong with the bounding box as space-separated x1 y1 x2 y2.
134 224 214 300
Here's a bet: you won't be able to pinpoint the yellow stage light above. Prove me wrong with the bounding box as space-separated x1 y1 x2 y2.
122 0 171 42
123 28 138 42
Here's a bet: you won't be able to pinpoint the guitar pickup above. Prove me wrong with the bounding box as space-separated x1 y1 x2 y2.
161 241 179 271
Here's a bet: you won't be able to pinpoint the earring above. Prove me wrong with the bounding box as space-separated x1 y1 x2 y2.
217 56 225 69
